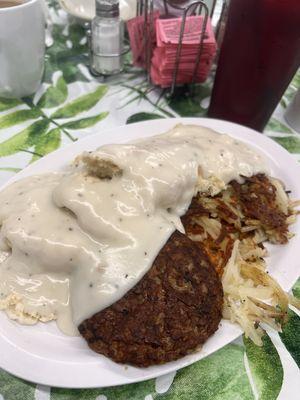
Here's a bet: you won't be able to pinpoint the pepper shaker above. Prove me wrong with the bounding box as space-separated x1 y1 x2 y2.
91 0 124 75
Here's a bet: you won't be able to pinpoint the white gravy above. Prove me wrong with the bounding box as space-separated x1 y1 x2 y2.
0 124 269 333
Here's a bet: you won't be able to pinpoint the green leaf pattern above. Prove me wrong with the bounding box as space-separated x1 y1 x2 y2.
0 84 109 161
244 334 284 400
0 369 35 400
266 118 293 134
156 344 254 400
31 127 61 163
43 24 89 84
62 112 109 129
270 136 300 153
51 86 108 119
279 310 300 368
292 278 300 299
0 97 22 112
0 109 41 130
0 120 49 157
126 112 165 124
280 71 300 109
168 84 211 117
37 76 68 108
52 377 156 400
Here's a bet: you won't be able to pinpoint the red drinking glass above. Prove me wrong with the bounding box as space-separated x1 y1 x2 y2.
207 0 300 131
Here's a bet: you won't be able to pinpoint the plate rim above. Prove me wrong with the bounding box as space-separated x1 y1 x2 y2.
0 117 299 388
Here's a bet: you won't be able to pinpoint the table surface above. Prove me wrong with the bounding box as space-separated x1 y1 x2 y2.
0 1 299 399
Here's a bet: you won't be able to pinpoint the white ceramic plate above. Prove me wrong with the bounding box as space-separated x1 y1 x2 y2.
0 118 300 388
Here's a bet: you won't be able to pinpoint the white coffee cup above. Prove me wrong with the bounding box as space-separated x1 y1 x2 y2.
0 0 46 98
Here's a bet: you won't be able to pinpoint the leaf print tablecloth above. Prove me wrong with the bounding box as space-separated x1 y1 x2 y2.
0 1 300 399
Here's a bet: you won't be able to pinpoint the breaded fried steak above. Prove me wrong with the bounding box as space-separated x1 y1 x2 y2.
79 231 223 367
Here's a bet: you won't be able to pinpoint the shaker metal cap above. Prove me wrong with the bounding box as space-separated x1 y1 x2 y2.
96 0 120 18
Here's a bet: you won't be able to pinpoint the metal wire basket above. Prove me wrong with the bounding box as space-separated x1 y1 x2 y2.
137 0 218 94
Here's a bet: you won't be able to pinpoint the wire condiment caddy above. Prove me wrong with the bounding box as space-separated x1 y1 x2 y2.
136 0 218 95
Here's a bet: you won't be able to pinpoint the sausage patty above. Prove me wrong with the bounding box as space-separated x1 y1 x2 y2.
79 231 223 367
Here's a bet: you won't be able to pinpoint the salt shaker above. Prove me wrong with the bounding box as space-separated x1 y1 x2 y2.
91 0 124 75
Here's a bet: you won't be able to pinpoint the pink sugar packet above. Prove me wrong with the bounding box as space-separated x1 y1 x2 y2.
151 37 215 88
127 12 160 68
156 15 215 46
152 48 213 67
